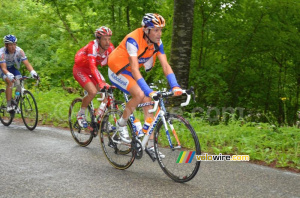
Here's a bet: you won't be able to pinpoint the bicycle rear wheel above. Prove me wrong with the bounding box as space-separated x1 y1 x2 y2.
99 109 135 170
154 114 201 183
69 98 93 147
20 90 38 130
0 89 14 126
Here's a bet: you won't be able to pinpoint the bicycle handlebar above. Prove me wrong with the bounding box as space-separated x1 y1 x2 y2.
148 87 194 113
15 76 40 86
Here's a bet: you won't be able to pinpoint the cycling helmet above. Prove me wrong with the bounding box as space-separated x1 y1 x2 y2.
141 13 165 29
95 26 112 39
3 34 17 43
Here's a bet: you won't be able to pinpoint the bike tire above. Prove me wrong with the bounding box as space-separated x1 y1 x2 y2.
99 109 135 170
69 98 93 147
154 114 201 183
0 89 14 126
20 90 38 130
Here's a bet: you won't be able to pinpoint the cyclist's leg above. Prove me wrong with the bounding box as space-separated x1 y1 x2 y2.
73 66 97 128
108 68 145 142
3 67 20 111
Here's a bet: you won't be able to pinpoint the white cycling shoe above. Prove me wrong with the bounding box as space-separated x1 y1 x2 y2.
116 121 131 143
148 146 165 159
6 105 14 113
77 113 88 128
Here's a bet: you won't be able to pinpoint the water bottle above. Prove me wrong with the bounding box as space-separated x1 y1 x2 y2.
134 119 143 137
142 117 153 134
141 117 154 149
15 91 20 99
95 102 106 122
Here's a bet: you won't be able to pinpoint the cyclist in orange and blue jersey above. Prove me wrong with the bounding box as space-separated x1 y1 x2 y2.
0 35 39 112
108 13 183 149
73 26 114 128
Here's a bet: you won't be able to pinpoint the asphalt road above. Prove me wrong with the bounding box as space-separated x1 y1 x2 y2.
0 123 299 198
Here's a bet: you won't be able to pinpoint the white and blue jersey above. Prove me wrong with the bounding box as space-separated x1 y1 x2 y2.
0 46 27 78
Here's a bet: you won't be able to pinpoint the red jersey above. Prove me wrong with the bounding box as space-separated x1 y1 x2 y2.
74 40 114 85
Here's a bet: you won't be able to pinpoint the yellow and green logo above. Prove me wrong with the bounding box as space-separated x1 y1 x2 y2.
176 151 196 163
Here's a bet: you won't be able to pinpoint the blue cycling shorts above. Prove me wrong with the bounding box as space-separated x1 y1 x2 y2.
0 66 21 80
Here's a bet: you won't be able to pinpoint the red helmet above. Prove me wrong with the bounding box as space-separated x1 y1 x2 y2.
95 26 112 39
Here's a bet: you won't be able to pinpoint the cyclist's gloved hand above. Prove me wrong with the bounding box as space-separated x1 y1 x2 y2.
172 86 183 96
6 72 14 82
149 91 158 98
30 70 40 80
99 82 110 90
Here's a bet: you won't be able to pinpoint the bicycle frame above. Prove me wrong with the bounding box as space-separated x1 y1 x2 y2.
122 93 154 141
122 89 191 151
13 76 38 112
85 88 118 122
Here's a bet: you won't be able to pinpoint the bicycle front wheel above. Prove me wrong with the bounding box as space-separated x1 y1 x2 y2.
69 98 93 147
20 90 38 130
154 114 201 183
99 109 135 170
0 89 14 126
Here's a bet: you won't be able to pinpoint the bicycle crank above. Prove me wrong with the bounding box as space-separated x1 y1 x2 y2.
131 138 143 159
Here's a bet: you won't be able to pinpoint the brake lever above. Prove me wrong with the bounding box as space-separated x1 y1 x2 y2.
35 79 40 87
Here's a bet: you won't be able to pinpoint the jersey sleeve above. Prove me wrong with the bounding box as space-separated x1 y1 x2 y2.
88 41 104 85
0 51 5 64
20 49 28 61
126 37 139 57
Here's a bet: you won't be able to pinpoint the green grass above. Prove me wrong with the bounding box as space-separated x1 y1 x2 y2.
187 117 300 170
29 88 299 171
33 87 78 128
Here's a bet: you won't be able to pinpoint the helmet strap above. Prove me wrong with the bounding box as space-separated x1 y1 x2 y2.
97 37 106 52
143 30 159 53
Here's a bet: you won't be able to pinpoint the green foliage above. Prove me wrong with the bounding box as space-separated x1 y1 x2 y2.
1 0 299 169
189 117 300 169
191 0 300 125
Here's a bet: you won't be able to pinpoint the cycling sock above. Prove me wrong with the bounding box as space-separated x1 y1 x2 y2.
147 139 154 148
78 108 86 115
118 117 128 127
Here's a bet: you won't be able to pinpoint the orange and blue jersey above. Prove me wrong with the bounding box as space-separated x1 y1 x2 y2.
108 28 164 75
108 28 164 95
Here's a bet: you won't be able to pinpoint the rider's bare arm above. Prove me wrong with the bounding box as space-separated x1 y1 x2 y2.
23 59 34 72
130 56 143 80
157 53 174 76
0 62 9 74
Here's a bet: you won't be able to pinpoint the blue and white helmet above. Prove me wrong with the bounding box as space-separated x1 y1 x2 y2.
141 13 165 29
3 35 17 44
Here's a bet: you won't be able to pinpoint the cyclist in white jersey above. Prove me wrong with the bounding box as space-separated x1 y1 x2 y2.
0 35 40 112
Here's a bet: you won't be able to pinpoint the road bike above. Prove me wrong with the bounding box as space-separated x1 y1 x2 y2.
0 76 39 130
69 86 123 147
99 85 201 183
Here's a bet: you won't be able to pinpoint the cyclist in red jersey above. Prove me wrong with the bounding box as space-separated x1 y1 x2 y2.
73 26 114 128
108 14 182 147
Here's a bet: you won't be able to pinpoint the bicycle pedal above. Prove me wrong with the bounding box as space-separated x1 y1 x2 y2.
145 148 156 162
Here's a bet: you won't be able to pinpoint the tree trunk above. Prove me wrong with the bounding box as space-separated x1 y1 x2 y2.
169 0 195 106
